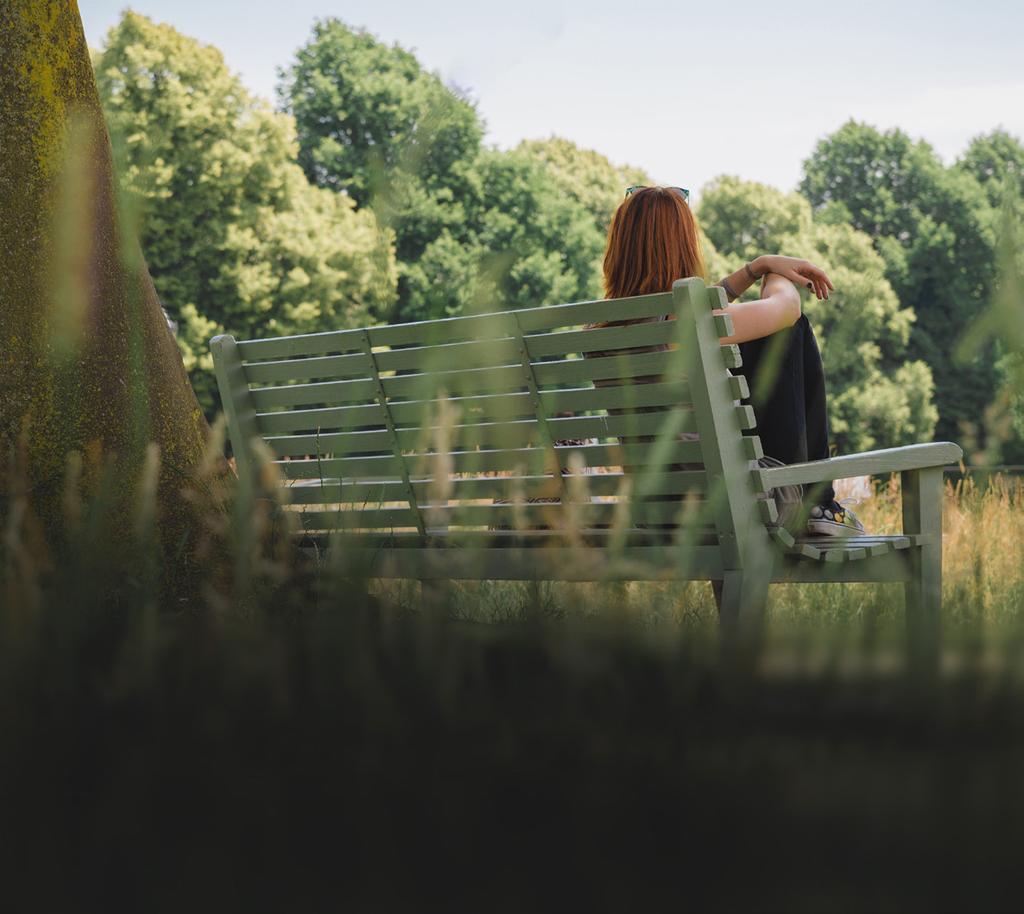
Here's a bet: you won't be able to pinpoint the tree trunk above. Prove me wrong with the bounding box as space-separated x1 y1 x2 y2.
0 1 212 574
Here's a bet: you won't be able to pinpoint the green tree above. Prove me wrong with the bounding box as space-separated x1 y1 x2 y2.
280 18 480 320
281 21 612 323
401 147 607 319
957 129 1024 210
699 176 937 452
800 121 997 446
957 135 1024 459
95 12 396 409
279 18 482 208
516 137 651 234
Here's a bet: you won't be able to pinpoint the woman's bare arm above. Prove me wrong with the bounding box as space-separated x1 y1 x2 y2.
715 272 801 344
719 254 833 302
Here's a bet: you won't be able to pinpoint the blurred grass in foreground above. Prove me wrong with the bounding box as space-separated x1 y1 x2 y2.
3 440 1024 912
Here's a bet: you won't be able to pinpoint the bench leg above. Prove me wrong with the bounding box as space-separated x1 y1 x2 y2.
901 467 943 677
715 570 770 667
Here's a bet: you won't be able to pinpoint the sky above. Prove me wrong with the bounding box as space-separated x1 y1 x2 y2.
81 0 1024 197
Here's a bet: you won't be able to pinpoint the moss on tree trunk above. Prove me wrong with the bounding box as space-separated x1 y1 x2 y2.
0 1 212 576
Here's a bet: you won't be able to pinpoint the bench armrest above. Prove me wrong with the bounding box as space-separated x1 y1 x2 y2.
756 442 963 488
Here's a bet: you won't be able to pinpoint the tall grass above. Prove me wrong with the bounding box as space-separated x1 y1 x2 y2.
3 442 1024 910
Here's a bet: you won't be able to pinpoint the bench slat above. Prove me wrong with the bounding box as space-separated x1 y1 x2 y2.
256 402 386 434
249 349 690 410
243 351 371 384
275 439 712 480
283 470 710 505
293 500 709 530
254 383 685 433
244 321 688 388
366 292 678 348
235 329 365 360
236 292 680 361
368 320 681 375
297 528 720 548
252 375 748 432
263 409 700 457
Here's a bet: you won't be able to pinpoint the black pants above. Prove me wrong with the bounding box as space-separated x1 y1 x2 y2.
738 314 835 506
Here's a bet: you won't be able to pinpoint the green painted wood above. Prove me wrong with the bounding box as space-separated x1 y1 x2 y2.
757 442 964 488
902 466 943 675
767 533 928 565
735 405 756 430
364 319 679 376
758 500 779 525
297 528 719 549
255 403 386 434
255 381 699 437
266 427 401 457
236 291 676 362
365 292 677 349
275 439 708 480
235 328 365 361
359 329 426 536
508 311 569 500
398 377 739 426
374 337 520 374
532 350 686 386
296 506 420 529
263 409 698 458
284 470 710 506
772 550 912 583
676 278 772 627
439 380 696 424
249 349 690 410
719 344 742 369
276 452 403 480
713 313 734 337
251 377 377 410
295 500 712 530
525 319 677 359
770 528 796 549
243 351 371 384
210 334 261 487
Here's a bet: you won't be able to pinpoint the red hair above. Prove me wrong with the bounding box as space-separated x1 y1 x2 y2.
602 187 706 300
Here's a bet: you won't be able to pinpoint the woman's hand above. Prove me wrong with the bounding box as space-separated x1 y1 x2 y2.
752 255 834 300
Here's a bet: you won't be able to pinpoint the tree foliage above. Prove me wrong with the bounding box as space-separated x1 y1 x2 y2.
957 130 1024 210
281 20 620 323
699 177 937 452
515 137 650 234
95 13 397 409
402 147 607 319
800 121 998 446
94 15 1022 460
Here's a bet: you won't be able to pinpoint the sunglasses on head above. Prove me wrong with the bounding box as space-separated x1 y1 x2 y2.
625 185 690 203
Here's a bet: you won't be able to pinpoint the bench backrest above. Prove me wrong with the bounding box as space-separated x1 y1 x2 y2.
211 277 775 578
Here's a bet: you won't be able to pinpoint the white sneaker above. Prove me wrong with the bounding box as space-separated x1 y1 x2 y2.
806 499 866 537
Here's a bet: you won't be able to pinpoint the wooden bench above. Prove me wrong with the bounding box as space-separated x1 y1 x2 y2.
211 277 962 659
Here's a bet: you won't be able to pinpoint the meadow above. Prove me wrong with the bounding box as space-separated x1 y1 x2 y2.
3 443 1024 912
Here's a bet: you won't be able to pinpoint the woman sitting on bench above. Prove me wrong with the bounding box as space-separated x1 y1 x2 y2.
598 185 864 537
